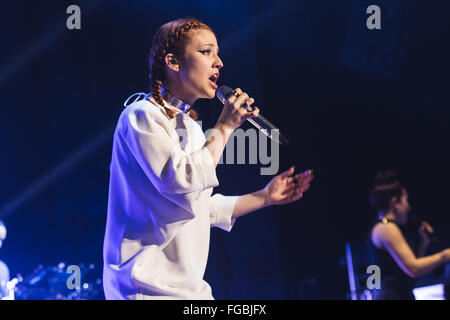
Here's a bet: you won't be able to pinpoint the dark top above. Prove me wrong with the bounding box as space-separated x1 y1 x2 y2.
367 218 417 300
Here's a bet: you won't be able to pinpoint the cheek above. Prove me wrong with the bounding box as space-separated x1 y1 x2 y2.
181 64 206 84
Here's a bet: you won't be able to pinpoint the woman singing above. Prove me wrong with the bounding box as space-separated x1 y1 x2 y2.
369 171 450 299
102 18 314 300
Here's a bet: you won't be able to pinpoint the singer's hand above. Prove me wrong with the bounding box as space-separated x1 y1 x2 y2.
263 166 314 206
216 88 260 130
418 221 434 247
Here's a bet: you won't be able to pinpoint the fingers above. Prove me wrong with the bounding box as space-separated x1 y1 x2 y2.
285 186 303 202
281 166 296 179
227 88 258 113
226 87 242 104
221 88 261 130
422 221 434 233
281 167 313 186
234 91 250 107
223 88 261 129
236 96 259 120
293 170 314 185
277 168 314 204
244 106 260 120
226 88 249 107
283 181 311 195
284 169 314 196
285 170 313 185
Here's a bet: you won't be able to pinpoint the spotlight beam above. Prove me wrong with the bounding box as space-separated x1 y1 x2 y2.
0 125 114 219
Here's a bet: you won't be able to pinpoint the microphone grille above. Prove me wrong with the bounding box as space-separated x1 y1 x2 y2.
216 85 233 104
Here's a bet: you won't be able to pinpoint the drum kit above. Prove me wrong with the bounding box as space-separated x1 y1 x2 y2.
0 262 103 300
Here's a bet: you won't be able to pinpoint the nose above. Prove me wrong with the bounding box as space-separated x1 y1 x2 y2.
214 55 223 70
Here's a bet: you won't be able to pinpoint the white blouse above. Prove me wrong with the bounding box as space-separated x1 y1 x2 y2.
102 96 238 300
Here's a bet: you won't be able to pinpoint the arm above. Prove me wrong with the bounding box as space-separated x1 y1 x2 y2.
204 123 234 168
209 167 314 230
374 223 450 278
208 191 267 231
416 241 428 258
231 166 314 219
231 189 269 219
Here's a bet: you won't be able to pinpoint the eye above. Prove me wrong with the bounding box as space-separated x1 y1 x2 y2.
199 50 211 55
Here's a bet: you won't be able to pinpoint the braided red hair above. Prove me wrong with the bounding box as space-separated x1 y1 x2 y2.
149 18 215 120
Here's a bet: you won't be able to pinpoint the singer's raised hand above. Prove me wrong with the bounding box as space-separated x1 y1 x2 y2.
418 220 434 247
263 166 314 206
216 87 260 130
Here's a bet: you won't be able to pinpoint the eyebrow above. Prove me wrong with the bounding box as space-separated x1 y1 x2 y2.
201 43 219 51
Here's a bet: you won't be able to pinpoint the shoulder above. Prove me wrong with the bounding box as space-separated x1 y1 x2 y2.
118 99 171 132
372 221 402 239
123 99 167 120
371 222 403 248
371 221 403 248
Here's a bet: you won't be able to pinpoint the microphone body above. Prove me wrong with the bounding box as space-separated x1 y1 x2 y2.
216 86 289 145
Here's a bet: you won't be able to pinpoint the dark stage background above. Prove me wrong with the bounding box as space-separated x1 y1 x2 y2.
0 0 449 299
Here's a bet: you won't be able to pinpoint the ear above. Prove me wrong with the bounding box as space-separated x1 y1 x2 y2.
165 53 179 72
390 196 398 208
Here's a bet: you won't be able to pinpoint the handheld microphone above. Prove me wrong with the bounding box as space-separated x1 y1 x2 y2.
409 215 439 244
216 86 289 145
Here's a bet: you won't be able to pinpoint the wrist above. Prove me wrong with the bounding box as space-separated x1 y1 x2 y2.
213 123 234 144
259 188 271 208
215 122 234 134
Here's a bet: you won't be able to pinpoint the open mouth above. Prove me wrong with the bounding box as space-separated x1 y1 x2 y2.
209 74 219 89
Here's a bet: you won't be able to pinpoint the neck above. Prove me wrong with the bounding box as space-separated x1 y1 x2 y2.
378 210 396 223
160 86 192 113
163 78 197 104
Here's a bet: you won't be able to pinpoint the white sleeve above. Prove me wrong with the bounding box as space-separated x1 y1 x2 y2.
209 193 239 232
120 107 219 198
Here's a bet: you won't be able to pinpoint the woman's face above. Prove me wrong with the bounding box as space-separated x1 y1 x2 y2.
393 190 411 225
169 29 223 104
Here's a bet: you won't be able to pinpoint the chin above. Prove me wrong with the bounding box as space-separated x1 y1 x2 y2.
205 88 216 99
